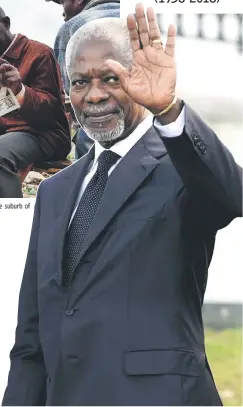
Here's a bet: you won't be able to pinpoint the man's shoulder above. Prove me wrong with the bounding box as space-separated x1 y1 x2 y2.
84 0 120 10
56 1 120 39
23 36 54 58
39 159 83 193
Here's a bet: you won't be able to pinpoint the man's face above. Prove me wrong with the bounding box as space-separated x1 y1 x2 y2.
0 17 9 52
69 40 144 144
60 0 82 22
0 21 6 42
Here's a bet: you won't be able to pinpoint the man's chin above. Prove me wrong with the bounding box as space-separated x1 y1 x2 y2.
83 129 121 143
79 122 124 144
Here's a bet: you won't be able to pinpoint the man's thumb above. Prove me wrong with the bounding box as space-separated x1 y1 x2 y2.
104 59 129 85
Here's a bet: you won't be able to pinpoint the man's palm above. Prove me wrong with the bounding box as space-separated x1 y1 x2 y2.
123 46 176 110
105 4 177 114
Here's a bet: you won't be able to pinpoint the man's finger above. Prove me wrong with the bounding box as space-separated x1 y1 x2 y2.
127 14 141 53
0 58 9 63
2 70 19 79
103 59 130 89
135 3 150 48
4 77 18 84
0 64 14 73
165 24 176 57
146 7 162 42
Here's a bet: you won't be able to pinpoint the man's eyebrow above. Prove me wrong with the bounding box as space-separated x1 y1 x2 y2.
69 68 117 78
99 67 117 75
69 72 88 78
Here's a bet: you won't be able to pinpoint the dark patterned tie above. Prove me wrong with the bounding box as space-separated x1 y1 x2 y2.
63 150 120 287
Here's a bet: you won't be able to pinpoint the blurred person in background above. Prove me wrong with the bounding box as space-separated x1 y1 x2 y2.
46 0 120 158
0 7 70 198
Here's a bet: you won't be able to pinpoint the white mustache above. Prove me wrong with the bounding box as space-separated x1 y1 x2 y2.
82 106 122 117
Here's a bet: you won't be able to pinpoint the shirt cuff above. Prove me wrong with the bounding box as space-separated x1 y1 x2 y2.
153 106 185 137
15 84 26 106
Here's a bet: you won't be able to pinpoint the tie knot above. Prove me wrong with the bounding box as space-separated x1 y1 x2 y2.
97 150 120 173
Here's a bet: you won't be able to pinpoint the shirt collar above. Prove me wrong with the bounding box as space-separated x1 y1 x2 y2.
1 34 18 58
92 113 153 168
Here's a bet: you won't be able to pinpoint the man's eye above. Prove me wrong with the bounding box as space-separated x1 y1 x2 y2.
104 76 119 84
72 80 88 86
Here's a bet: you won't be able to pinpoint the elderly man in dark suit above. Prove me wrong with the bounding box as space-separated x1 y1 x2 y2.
46 0 120 158
2 3 242 405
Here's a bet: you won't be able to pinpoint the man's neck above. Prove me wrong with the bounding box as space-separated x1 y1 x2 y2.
0 32 14 55
81 0 92 9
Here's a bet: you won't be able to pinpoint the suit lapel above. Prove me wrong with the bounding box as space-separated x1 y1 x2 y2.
70 127 167 293
54 147 95 285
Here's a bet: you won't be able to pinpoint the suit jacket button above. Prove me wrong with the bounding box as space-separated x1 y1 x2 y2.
191 132 198 140
65 308 74 316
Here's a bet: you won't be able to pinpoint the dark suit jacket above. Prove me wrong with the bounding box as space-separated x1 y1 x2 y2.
2 105 242 406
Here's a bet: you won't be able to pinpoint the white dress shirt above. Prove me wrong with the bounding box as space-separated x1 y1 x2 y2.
70 107 185 223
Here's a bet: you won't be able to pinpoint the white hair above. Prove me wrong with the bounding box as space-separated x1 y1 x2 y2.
66 17 133 74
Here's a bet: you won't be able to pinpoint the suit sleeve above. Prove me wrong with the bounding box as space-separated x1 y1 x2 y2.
2 184 47 406
153 103 242 231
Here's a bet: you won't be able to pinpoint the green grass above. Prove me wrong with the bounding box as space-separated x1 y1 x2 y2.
205 329 242 406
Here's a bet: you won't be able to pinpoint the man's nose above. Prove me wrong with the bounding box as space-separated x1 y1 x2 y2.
85 85 109 104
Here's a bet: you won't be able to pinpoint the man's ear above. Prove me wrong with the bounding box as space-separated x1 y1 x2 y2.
79 0 90 6
75 0 88 9
3 16 10 30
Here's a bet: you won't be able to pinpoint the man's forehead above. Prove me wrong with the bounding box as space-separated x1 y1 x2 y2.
71 40 119 65
73 51 115 64
70 61 114 76
72 37 116 57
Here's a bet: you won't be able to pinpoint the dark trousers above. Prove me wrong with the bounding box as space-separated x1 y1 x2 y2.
0 131 54 198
